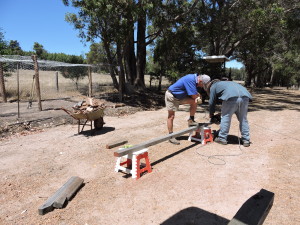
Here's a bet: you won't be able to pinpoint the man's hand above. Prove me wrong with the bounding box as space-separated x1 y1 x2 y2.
195 97 202 104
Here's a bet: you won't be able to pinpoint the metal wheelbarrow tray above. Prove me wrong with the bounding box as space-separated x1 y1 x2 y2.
61 107 105 134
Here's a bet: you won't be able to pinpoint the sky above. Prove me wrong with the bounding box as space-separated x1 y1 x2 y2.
0 0 244 68
0 0 90 56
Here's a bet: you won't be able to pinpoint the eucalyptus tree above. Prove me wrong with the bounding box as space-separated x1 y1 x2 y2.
5 40 23 55
153 24 202 81
62 0 133 100
0 29 8 55
0 29 7 102
270 1 300 88
234 1 300 87
33 42 47 59
193 1 259 57
62 0 199 101
193 0 287 84
86 42 114 73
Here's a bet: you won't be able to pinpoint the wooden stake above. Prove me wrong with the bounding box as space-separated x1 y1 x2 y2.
32 55 42 111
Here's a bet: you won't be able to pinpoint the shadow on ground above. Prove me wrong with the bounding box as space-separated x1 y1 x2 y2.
73 126 116 137
161 206 229 225
248 88 300 112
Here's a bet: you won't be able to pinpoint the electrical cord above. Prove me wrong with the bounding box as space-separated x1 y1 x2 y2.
195 124 244 165
196 91 245 165
195 144 243 165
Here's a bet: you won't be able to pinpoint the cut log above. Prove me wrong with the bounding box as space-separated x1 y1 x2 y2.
106 140 128 149
228 189 274 225
38 176 84 215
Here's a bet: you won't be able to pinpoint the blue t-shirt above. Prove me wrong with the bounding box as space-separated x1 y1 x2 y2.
168 74 198 99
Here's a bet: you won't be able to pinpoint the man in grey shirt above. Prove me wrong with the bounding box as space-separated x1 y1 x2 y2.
207 80 253 147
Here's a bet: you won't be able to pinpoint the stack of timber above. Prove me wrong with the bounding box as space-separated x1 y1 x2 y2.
72 97 106 115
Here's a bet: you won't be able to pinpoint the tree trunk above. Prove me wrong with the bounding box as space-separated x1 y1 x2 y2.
0 62 7 103
117 43 125 102
134 3 146 89
103 40 119 90
124 15 137 85
245 63 253 87
269 63 275 86
158 65 165 92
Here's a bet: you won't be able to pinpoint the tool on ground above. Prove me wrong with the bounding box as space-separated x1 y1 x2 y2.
210 113 221 124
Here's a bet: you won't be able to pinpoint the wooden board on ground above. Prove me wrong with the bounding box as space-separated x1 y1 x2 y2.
106 140 128 149
38 176 84 215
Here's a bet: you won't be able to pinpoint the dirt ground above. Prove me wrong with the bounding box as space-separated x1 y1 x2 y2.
0 88 299 225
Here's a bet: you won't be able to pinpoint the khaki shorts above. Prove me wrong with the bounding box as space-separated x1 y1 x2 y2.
165 90 187 111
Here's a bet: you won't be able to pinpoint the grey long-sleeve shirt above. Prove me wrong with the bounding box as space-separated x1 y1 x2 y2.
209 81 252 115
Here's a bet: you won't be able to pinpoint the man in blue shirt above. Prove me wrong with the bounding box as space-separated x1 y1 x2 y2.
165 74 211 145
207 80 252 147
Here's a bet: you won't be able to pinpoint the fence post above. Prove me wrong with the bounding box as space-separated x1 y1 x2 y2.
55 71 59 92
88 66 92 97
32 55 42 111
17 63 20 118
0 62 7 103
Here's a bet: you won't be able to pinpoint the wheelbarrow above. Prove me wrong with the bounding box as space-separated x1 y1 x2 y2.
61 107 105 134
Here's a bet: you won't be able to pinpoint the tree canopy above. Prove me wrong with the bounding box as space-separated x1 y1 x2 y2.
62 0 299 93
1 0 300 100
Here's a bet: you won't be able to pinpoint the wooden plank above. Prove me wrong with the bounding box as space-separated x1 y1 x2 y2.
53 176 84 209
106 140 128 149
38 176 84 215
228 189 274 225
53 195 67 209
114 125 200 157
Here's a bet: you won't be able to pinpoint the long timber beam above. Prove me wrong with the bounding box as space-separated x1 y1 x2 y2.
114 125 200 157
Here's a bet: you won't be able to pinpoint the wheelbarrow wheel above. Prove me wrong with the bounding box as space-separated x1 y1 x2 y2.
94 117 105 130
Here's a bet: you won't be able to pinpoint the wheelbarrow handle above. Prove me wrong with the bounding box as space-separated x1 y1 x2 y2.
61 107 78 120
61 107 72 115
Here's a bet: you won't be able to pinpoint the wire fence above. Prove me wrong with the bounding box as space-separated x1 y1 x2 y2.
0 55 118 102
0 55 168 121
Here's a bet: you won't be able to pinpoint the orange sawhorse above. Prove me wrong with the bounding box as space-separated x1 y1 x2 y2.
188 126 214 145
115 148 152 180
201 127 213 144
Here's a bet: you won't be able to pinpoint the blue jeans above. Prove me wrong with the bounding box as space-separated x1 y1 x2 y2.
218 97 250 141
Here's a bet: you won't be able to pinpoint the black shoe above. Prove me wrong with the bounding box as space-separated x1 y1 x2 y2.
169 137 180 145
214 137 227 145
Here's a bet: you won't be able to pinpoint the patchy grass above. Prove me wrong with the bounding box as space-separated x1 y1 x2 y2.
3 69 170 102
